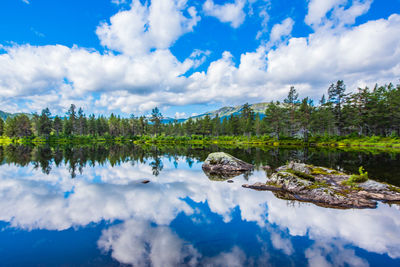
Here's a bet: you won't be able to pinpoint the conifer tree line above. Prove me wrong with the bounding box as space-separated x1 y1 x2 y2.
1 81 400 141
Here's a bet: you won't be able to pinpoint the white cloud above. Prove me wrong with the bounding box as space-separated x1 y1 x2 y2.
98 219 200 266
0 0 399 115
174 112 186 119
305 241 369 267
203 0 246 28
0 159 400 262
21 0 30 4
111 0 127 5
256 4 270 40
269 18 294 44
305 0 345 26
305 0 372 29
97 0 200 56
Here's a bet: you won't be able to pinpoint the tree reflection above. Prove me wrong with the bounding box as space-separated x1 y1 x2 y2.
0 143 399 186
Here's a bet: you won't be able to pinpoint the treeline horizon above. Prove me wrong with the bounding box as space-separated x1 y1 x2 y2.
1 80 400 142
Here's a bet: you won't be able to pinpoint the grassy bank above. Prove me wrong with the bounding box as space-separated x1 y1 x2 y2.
1 135 400 152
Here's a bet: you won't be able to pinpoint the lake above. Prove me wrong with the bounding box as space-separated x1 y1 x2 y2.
0 144 399 266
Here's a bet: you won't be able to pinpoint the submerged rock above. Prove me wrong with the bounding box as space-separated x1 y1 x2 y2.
202 152 253 180
243 161 400 209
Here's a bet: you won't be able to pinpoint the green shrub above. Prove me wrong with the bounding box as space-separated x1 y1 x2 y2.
342 166 368 186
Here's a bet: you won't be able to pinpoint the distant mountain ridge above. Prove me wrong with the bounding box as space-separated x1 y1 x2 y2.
0 110 32 120
189 102 269 121
0 102 269 123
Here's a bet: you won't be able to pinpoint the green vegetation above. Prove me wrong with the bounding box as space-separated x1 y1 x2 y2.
388 185 400 193
0 81 400 151
307 180 330 190
310 167 330 176
285 169 316 182
342 166 369 186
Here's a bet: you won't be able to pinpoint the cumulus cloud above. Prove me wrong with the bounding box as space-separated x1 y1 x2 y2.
97 0 200 56
305 241 369 267
305 0 373 29
269 18 294 44
98 219 200 266
203 0 246 28
0 158 400 262
0 0 399 115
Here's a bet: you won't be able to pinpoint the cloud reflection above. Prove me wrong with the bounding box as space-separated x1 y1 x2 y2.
0 158 399 266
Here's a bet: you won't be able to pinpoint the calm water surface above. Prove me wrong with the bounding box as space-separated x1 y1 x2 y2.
0 144 399 267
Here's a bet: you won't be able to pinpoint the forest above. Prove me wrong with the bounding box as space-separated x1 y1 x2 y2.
1 80 400 144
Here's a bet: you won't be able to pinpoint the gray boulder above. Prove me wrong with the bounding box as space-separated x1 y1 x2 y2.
202 152 253 179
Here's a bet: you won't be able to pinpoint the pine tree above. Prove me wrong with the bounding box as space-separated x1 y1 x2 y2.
265 101 285 140
88 114 96 136
53 116 63 137
151 107 162 136
284 86 299 137
241 103 255 136
66 104 77 135
298 98 314 142
0 117 4 136
38 108 52 137
328 80 347 135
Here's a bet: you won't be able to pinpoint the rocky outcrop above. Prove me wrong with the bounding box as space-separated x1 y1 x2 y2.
243 162 400 209
202 152 253 180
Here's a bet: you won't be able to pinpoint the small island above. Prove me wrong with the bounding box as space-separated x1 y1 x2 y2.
202 152 400 209
243 161 400 209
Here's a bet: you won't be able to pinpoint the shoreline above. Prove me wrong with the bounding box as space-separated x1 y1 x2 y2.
1 136 400 152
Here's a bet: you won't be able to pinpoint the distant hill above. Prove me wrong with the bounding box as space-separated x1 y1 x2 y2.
189 102 269 121
0 102 270 123
160 117 186 124
0 110 32 120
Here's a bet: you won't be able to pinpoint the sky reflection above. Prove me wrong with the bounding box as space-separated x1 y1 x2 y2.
0 155 399 266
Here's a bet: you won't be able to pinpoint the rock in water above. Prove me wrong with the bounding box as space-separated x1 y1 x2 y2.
243 161 400 209
202 152 253 179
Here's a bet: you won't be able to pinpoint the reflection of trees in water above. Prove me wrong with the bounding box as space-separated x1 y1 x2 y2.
149 147 163 176
0 146 3 164
32 145 53 174
0 144 400 185
4 145 33 166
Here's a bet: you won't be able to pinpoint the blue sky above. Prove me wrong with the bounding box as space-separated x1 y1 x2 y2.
1 0 400 118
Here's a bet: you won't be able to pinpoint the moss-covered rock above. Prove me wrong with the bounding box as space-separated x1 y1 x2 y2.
243 161 400 209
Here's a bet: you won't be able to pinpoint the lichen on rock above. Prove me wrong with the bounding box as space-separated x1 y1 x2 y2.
243 161 400 209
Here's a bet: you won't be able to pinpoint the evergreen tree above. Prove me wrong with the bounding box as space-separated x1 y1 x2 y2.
109 113 120 136
77 108 87 135
298 98 314 142
284 86 299 137
38 108 52 137
151 107 162 136
66 104 77 135
241 103 255 136
53 116 63 137
264 101 285 140
0 117 4 136
328 80 347 135
5 114 32 137
201 115 212 136
88 114 96 136
212 114 221 136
